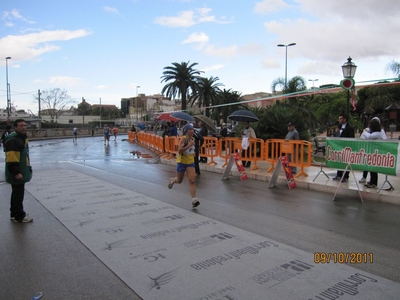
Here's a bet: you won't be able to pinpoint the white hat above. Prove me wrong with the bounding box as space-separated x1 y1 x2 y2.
371 117 381 123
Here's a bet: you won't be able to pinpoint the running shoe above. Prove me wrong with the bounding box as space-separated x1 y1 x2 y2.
13 215 33 223
168 178 175 189
192 199 200 208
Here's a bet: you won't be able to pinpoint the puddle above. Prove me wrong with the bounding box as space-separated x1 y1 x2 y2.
130 150 153 159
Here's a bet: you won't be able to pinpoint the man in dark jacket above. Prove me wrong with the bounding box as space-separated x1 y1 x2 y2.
332 114 355 182
198 121 208 163
193 128 204 175
4 119 33 223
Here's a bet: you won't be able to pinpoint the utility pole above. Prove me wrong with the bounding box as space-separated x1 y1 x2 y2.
99 97 102 128
38 89 42 129
82 97 85 124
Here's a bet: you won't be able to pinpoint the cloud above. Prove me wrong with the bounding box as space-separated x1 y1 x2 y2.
155 7 233 28
261 59 280 69
95 85 107 89
181 32 209 45
203 45 237 58
261 0 400 77
202 64 224 73
0 29 92 61
155 10 196 28
48 76 82 87
2 9 36 25
254 0 290 14
103 6 119 14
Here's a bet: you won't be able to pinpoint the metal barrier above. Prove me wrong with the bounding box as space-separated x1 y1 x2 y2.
264 139 312 177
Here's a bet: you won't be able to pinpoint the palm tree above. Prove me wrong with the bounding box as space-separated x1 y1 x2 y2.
386 60 400 78
213 89 247 125
160 61 201 111
188 76 223 117
271 76 307 95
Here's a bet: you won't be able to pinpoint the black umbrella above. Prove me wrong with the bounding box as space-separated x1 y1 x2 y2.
228 110 259 123
193 115 216 132
171 111 195 122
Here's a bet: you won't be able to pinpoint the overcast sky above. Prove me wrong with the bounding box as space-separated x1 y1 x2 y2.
1 0 399 114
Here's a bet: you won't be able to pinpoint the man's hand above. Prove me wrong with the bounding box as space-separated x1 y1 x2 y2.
15 173 23 180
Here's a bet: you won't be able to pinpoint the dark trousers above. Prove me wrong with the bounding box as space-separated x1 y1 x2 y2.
336 170 350 179
369 172 378 185
194 148 200 174
10 184 26 220
242 149 251 167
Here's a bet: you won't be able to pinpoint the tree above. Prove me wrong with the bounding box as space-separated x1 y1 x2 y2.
212 89 247 125
386 60 400 78
188 76 223 117
35 88 75 123
160 61 201 111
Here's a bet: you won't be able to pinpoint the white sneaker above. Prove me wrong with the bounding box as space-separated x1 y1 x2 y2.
13 215 33 223
359 178 366 183
192 198 200 208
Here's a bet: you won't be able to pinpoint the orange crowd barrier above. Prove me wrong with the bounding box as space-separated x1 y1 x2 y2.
128 131 136 142
128 132 312 178
264 139 312 177
199 137 219 166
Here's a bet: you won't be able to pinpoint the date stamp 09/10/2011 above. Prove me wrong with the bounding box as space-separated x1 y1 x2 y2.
314 252 373 264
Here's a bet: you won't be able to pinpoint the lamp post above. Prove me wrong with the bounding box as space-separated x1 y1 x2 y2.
277 43 296 89
341 57 357 117
5 57 11 119
308 79 319 89
136 85 140 121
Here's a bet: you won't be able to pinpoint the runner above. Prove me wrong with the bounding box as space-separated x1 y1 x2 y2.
112 125 119 141
103 124 110 145
168 123 200 208
72 127 78 145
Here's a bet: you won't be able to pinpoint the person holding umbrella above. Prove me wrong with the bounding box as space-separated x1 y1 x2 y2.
168 123 200 208
242 121 256 167
198 121 208 163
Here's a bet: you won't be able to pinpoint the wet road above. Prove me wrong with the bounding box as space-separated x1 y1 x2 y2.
2 135 400 299
27 136 400 282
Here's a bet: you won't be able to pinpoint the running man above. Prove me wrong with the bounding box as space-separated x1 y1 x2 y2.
73 127 78 145
168 123 200 208
103 124 110 144
112 125 119 141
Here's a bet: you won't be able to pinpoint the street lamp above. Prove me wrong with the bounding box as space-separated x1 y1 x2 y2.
5 57 11 119
308 79 319 89
277 43 296 89
136 85 140 121
341 57 357 117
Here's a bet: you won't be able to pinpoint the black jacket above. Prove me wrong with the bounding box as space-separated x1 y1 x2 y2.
339 123 355 138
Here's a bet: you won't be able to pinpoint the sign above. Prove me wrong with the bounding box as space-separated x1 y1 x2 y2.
221 153 248 181
325 138 400 176
340 78 355 90
268 156 296 189
233 153 248 181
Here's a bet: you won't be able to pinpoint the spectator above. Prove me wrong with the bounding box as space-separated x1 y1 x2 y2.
1 125 12 148
359 117 386 184
241 121 256 167
4 119 33 223
332 114 355 182
169 121 178 137
198 121 208 163
285 122 300 174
